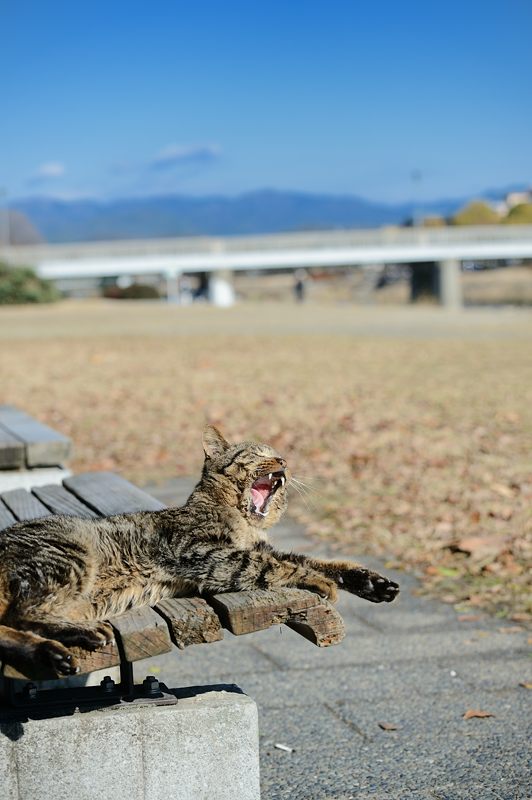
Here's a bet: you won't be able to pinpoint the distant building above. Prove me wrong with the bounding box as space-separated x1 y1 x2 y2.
495 189 532 215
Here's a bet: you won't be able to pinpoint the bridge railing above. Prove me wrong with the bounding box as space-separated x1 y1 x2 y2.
2 225 532 266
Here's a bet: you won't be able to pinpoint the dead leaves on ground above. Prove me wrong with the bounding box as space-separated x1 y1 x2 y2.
0 327 530 621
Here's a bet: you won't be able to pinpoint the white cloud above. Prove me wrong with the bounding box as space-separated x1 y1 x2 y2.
29 161 66 183
150 144 221 170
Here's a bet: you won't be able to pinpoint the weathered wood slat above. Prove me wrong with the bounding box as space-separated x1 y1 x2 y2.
0 427 25 469
208 588 327 634
0 488 52 521
0 501 17 531
0 405 71 467
109 606 173 661
155 597 223 649
32 484 98 518
64 472 165 516
285 603 346 646
207 588 345 647
67 638 122 676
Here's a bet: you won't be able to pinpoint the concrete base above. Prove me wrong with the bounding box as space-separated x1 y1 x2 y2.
0 686 260 800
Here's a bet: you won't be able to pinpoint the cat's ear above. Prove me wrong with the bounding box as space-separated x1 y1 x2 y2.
203 425 230 459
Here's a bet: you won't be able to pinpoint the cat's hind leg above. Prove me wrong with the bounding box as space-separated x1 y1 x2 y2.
0 624 79 677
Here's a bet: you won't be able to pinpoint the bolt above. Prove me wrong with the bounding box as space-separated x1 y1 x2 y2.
23 682 38 701
142 675 161 697
100 675 116 694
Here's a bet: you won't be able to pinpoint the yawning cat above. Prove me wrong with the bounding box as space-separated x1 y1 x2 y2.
0 426 399 677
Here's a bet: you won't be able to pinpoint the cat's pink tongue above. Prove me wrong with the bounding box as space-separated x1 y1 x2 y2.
251 484 270 510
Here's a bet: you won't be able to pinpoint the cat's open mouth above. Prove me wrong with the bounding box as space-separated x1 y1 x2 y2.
250 470 286 517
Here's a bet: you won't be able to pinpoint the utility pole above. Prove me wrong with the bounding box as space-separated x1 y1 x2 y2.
411 170 422 227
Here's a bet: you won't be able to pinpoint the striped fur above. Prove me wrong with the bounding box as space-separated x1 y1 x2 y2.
0 426 398 676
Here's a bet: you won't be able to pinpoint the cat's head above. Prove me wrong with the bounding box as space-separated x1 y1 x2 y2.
201 425 289 529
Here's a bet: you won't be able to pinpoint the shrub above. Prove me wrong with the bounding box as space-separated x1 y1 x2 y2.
102 283 160 300
452 201 500 225
503 203 532 224
0 262 60 304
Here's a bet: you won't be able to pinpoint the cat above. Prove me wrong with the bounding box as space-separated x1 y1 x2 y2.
0 426 399 677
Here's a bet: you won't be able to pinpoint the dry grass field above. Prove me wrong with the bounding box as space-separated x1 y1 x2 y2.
1 300 531 620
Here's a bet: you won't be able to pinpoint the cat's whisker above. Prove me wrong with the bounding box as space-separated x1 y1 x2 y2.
290 475 324 501
291 476 322 493
288 479 318 511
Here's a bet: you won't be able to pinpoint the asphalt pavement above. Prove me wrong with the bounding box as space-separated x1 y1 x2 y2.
143 478 531 800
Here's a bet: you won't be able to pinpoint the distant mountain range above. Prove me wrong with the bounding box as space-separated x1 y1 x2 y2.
10 185 528 243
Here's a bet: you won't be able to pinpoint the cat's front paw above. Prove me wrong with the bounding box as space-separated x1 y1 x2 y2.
341 569 399 604
52 621 115 651
299 573 338 603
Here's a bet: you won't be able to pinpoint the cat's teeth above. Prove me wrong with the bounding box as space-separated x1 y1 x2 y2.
268 473 273 480
280 476 285 486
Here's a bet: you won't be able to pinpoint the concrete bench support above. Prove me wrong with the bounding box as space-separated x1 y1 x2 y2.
0 687 260 800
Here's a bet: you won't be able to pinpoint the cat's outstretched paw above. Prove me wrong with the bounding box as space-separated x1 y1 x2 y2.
340 568 399 603
37 640 80 677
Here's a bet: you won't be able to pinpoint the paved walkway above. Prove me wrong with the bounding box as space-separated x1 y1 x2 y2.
144 479 531 800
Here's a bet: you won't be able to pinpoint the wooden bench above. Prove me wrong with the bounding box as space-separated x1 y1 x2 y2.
0 405 72 492
0 471 345 700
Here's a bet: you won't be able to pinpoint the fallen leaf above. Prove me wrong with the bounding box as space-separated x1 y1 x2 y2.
436 566 460 577
457 614 481 622
510 613 530 623
490 483 515 499
463 709 494 720
378 722 399 731
455 535 508 560
519 682 532 690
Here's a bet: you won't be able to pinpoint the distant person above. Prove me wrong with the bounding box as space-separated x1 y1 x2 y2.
293 268 308 302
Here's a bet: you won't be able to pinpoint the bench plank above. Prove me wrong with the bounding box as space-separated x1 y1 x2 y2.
32 484 98 518
207 588 345 646
0 405 71 467
109 606 173 662
0 501 17 531
0 488 52 521
155 597 224 649
0 428 25 469
64 472 165 515
285 603 346 646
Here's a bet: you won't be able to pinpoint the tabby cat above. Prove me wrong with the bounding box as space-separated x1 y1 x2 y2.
0 426 399 677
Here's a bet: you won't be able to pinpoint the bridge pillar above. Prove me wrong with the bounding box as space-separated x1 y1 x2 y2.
164 269 181 303
208 270 235 307
438 259 462 309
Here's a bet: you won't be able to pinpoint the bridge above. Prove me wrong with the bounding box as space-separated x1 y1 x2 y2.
2 225 532 307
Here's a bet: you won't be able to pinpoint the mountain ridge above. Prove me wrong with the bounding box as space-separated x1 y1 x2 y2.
11 185 527 243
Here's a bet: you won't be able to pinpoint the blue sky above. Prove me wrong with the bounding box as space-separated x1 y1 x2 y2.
3 0 531 203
